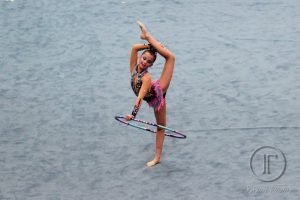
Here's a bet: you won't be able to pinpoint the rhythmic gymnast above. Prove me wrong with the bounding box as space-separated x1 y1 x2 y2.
125 21 175 167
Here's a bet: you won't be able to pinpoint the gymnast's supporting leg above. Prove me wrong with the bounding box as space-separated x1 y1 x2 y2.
147 101 166 167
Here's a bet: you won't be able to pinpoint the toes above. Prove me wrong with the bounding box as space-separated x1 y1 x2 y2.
137 20 143 27
137 21 146 32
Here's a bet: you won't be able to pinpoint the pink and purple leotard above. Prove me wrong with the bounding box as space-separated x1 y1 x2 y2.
131 66 166 111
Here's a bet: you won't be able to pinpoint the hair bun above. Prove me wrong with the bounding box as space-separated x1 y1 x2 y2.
148 44 157 53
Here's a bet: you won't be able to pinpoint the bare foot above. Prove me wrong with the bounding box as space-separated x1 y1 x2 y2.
137 20 149 40
146 159 160 167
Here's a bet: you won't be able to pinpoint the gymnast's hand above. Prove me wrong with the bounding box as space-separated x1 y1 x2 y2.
125 114 134 121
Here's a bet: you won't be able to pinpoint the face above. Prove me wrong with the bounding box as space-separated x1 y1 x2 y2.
139 51 155 70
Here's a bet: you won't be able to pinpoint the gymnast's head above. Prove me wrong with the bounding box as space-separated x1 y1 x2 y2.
139 47 157 69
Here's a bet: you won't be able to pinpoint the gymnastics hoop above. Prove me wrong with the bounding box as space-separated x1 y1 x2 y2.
114 116 187 139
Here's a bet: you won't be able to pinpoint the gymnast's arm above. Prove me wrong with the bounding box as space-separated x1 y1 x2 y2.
126 74 152 120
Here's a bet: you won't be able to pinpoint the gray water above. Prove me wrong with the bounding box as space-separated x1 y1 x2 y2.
1 0 300 199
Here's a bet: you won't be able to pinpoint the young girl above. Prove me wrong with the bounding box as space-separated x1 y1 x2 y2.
125 21 175 167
